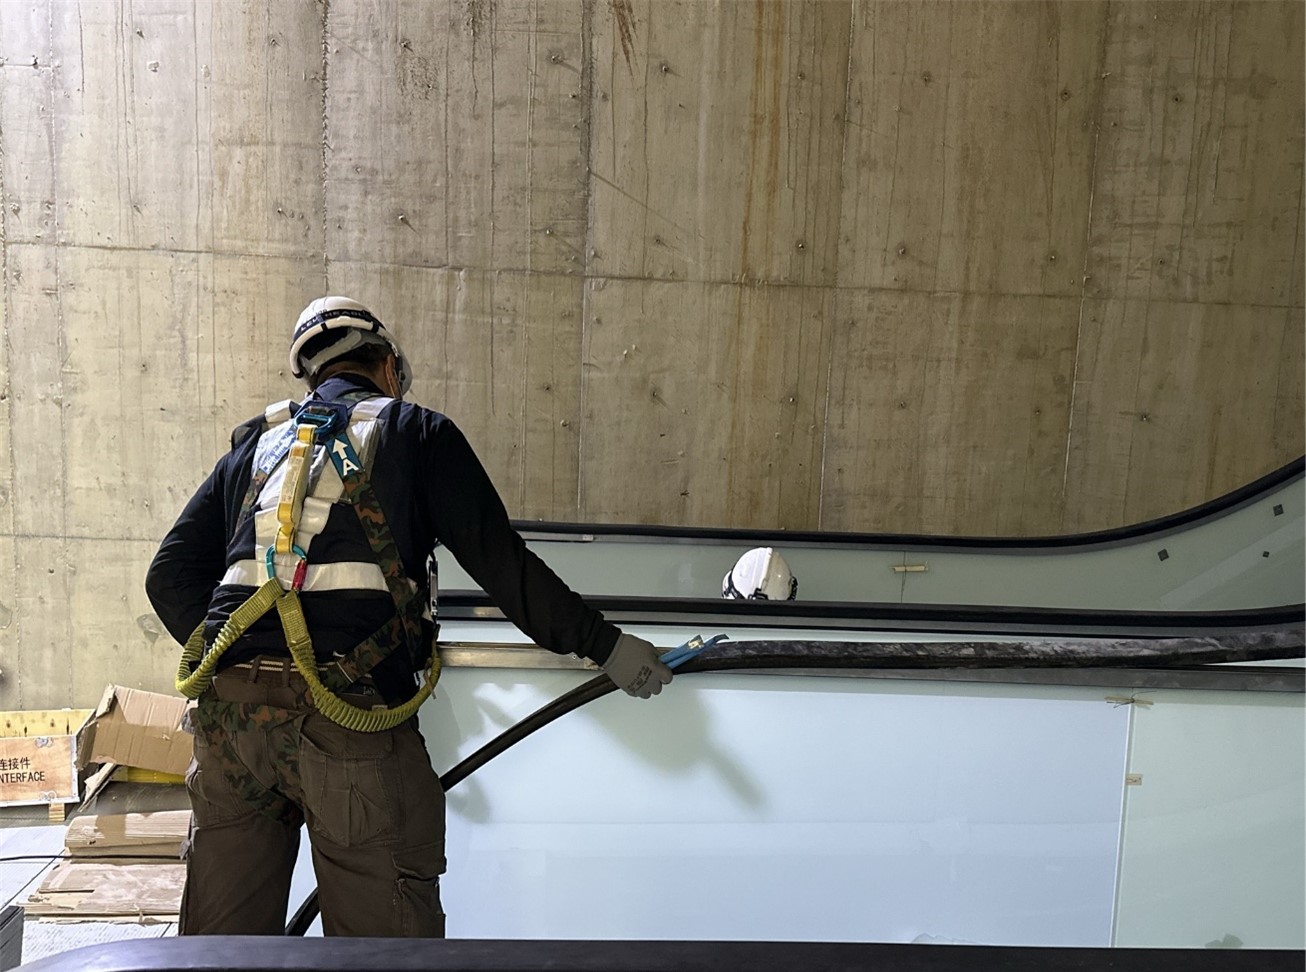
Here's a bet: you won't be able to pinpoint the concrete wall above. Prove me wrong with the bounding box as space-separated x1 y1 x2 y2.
0 0 1301 706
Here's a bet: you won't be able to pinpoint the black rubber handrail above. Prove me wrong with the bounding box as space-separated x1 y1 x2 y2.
23 935 1306 971
440 594 1306 637
508 456 1303 551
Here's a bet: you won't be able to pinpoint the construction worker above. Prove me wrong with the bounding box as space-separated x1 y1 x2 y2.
721 547 799 600
145 296 671 938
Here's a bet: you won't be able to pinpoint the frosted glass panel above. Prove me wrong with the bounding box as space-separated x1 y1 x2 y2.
423 670 1129 945
1115 691 1306 948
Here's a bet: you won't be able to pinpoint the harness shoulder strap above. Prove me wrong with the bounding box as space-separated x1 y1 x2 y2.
237 400 303 524
265 399 296 425
316 396 434 689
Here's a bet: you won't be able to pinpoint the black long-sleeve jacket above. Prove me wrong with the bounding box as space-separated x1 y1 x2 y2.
145 374 619 700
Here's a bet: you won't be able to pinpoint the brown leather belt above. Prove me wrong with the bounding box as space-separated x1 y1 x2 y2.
217 656 377 696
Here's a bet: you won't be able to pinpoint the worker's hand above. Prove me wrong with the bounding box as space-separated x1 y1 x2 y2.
601 633 673 699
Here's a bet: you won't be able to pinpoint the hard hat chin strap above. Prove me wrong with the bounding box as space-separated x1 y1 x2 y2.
723 570 774 600
389 346 412 398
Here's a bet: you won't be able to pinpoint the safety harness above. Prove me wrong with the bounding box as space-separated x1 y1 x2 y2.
176 394 440 732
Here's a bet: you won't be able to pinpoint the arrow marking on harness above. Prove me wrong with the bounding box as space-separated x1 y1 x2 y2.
332 438 360 476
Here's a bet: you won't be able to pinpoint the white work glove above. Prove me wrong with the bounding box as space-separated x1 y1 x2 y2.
601 633 673 699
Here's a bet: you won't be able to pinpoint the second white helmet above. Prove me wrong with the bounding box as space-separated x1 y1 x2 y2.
721 547 798 601
289 296 412 396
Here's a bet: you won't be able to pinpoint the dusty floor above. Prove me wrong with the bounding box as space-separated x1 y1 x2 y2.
0 783 190 966
0 782 326 967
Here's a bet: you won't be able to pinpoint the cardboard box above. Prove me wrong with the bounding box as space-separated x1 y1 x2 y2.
0 710 93 808
65 810 190 859
77 686 192 778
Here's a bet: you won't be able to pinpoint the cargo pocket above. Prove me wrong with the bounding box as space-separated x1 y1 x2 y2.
394 840 447 938
187 725 256 828
299 715 395 848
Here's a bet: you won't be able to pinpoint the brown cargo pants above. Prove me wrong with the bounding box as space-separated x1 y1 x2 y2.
180 660 446 937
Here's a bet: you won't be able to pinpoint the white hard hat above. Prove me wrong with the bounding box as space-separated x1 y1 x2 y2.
721 547 798 601
289 296 412 396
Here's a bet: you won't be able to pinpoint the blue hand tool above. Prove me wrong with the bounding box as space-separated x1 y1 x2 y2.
660 633 728 670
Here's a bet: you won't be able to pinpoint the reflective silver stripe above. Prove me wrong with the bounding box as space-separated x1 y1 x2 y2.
222 558 389 593
220 561 431 620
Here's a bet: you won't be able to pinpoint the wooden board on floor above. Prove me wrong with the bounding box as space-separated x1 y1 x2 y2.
23 861 186 918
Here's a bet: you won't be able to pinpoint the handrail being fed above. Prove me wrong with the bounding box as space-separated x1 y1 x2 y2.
285 624 1305 936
